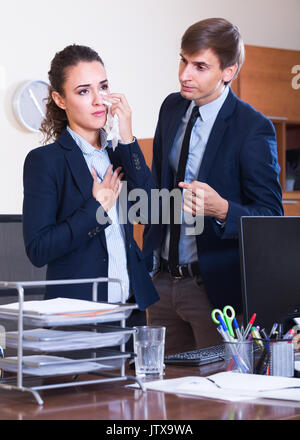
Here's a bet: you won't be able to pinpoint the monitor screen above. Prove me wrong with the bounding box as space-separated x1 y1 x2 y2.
239 216 300 335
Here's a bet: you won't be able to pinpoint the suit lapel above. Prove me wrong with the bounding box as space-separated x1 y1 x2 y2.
197 88 237 182
197 118 228 182
57 130 93 201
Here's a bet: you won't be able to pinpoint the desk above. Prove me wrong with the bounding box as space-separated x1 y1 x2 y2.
0 362 300 420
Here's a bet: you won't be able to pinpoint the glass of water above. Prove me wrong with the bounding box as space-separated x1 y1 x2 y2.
133 326 166 377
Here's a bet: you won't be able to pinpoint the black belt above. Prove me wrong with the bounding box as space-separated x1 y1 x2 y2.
161 258 201 279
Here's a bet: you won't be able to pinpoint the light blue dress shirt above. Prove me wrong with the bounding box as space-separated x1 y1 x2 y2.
67 127 130 303
161 86 229 264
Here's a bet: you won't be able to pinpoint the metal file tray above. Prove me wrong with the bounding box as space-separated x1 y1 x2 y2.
0 278 146 405
5 326 134 352
0 350 131 376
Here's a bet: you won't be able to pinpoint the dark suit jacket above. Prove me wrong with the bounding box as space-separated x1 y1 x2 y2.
23 129 159 311
143 88 283 311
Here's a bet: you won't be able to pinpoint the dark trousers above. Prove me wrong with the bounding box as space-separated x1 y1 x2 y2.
148 271 222 355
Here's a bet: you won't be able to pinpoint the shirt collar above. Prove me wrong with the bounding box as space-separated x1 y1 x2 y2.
193 86 229 122
67 126 110 155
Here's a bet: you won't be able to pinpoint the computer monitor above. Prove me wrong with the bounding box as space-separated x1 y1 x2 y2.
239 216 300 334
0 215 46 299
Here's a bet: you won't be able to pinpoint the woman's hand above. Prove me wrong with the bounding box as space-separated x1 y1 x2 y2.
91 165 124 212
103 93 134 144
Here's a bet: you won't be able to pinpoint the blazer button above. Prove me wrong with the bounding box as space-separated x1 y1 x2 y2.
88 231 93 238
95 227 100 233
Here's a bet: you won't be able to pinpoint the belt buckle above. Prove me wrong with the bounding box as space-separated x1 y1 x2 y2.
171 265 184 280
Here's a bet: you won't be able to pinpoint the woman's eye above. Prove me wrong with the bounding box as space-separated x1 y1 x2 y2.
79 89 89 95
100 84 108 91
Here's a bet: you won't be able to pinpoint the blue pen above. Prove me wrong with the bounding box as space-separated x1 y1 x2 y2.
233 318 243 341
218 318 249 373
218 314 234 341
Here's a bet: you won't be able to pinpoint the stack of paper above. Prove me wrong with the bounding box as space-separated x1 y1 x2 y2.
6 327 133 352
0 298 135 326
0 354 128 376
0 297 119 315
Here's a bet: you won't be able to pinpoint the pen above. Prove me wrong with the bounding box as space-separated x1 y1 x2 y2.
218 318 250 373
244 313 257 340
233 318 243 341
268 322 278 339
261 328 268 339
218 315 234 342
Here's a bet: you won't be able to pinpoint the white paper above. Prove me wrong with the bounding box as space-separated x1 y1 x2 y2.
0 355 108 376
0 297 118 315
5 328 132 352
129 372 300 403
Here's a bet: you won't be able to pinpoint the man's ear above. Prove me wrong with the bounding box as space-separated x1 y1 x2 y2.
223 63 238 83
52 91 66 110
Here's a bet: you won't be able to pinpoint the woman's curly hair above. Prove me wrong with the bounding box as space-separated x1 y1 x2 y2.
41 44 104 144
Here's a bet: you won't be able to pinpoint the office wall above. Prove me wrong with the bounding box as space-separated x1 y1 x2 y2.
0 0 299 214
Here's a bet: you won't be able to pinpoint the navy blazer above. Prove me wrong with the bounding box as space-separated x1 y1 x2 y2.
143 88 283 311
23 129 159 311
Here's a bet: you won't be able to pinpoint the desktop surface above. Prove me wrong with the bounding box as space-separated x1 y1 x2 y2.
0 363 300 421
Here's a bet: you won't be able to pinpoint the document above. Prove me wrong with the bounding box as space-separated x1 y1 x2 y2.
0 355 107 376
0 298 135 326
6 328 133 352
130 372 300 403
0 297 119 315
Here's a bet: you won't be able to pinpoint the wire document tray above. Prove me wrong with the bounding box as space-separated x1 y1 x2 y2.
0 278 145 405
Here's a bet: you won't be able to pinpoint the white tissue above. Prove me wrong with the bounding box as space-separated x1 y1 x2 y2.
101 92 121 150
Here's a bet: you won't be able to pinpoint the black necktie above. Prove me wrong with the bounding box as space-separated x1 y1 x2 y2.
168 105 200 275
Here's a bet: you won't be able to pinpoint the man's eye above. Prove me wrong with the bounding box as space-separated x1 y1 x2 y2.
100 84 108 91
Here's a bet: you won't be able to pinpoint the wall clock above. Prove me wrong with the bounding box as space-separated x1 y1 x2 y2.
13 80 49 132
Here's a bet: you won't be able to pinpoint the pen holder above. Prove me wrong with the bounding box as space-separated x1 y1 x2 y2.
253 338 295 377
224 340 253 374
270 339 294 377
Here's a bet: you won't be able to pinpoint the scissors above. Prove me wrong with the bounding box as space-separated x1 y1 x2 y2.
211 305 236 338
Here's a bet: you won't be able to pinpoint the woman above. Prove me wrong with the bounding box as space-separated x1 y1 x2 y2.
22 44 158 313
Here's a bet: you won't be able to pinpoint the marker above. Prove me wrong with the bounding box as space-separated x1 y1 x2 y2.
244 313 257 340
250 326 264 350
283 329 295 340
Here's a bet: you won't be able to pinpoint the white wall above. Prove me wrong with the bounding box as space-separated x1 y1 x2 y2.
0 0 300 213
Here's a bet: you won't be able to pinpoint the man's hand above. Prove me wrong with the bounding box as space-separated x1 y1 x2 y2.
178 180 228 221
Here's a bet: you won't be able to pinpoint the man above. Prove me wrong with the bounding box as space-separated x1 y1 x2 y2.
143 18 283 355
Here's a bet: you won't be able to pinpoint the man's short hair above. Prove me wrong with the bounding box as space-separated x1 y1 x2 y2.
181 18 245 82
